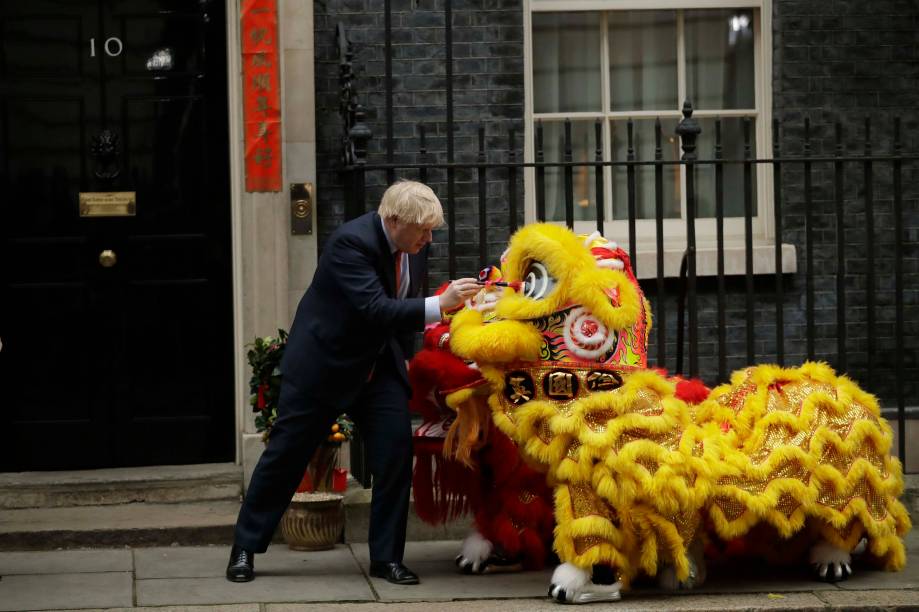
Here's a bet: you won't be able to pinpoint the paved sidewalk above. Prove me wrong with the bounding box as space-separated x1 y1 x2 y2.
1 534 918 611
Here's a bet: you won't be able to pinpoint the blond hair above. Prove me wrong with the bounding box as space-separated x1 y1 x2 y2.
377 180 444 227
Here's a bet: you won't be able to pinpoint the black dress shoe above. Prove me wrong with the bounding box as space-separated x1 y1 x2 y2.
369 561 420 585
226 545 255 582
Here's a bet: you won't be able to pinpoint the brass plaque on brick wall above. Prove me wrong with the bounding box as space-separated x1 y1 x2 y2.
79 192 136 217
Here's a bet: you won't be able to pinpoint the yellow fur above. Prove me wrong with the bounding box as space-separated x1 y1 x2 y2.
448 224 910 586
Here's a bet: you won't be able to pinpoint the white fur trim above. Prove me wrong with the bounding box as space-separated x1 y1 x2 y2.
573 582 621 604
550 564 620 604
583 231 601 247
550 562 589 592
596 259 625 270
459 530 493 568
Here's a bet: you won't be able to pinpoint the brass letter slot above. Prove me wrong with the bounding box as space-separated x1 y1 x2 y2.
79 191 136 217
290 183 313 235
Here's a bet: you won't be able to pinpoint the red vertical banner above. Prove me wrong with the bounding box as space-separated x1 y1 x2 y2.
241 0 282 192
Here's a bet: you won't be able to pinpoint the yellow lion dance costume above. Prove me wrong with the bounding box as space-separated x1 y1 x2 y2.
447 223 910 603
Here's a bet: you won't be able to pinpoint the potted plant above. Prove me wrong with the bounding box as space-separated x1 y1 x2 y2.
248 331 353 550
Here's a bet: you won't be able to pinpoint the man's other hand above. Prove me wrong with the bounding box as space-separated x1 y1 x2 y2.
438 278 480 311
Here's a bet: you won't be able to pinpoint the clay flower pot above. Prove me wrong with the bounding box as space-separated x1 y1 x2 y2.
280 491 344 551
280 444 346 551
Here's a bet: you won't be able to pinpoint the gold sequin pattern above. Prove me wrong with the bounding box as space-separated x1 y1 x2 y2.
776 493 800 518
820 441 889 478
810 399 878 440
772 460 810 482
569 484 612 519
566 439 582 459
534 418 553 445
613 428 680 454
519 490 536 504
718 460 808 497
502 403 518 425
673 511 700 545
717 372 757 413
584 410 616 433
817 478 889 521
767 381 835 417
750 424 812 465
632 388 664 416
718 474 767 495
574 535 605 556
713 496 747 521
636 457 659 475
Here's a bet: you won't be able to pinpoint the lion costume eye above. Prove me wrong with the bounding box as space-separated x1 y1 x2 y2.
522 261 556 299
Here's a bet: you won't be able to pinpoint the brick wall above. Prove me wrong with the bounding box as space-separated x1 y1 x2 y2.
313 0 525 287
766 0 919 404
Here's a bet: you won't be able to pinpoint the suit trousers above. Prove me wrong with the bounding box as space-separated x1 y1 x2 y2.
233 354 413 563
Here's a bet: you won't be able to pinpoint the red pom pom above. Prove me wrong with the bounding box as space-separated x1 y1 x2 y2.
675 378 711 404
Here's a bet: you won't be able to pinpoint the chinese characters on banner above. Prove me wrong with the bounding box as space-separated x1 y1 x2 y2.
242 0 281 191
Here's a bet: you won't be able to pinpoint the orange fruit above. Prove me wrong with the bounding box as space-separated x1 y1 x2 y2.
331 423 340 433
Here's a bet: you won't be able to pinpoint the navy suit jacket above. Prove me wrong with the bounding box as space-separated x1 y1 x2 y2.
280 211 427 407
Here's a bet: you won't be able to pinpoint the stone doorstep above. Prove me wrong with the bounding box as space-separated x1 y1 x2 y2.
0 481 467 551
0 463 244 509
0 471 915 551
0 500 244 551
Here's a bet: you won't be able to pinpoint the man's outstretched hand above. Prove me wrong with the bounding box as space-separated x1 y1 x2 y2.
438 278 481 312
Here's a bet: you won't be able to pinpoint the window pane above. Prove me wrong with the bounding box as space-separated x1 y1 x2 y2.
533 12 601 113
611 119 681 221
685 9 756 110
538 121 602 222
694 117 757 218
608 11 677 111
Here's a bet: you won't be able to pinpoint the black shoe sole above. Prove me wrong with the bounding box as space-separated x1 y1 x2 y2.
226 572 255 583
377 577 419 585
368 571 419 585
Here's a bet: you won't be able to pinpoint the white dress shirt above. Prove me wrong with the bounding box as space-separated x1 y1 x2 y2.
381 217 441 324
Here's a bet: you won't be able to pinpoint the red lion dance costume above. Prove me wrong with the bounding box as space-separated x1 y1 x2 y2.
410 224 910 603
409 267 555 573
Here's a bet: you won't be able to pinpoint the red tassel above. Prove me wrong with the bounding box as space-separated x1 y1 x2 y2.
412 452 440 523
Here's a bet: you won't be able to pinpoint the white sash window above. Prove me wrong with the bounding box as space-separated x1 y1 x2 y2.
524 1 789 277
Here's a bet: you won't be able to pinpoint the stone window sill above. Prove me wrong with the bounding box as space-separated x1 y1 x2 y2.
631 241 797 280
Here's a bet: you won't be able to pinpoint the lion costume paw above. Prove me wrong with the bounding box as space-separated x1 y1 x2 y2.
455 530 493 574
810 540 853 582
549 563 622 604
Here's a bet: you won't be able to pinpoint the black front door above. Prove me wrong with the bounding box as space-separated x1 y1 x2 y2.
0 0 234 470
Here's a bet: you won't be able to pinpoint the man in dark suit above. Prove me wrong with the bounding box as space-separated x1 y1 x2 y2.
227 180 480 585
